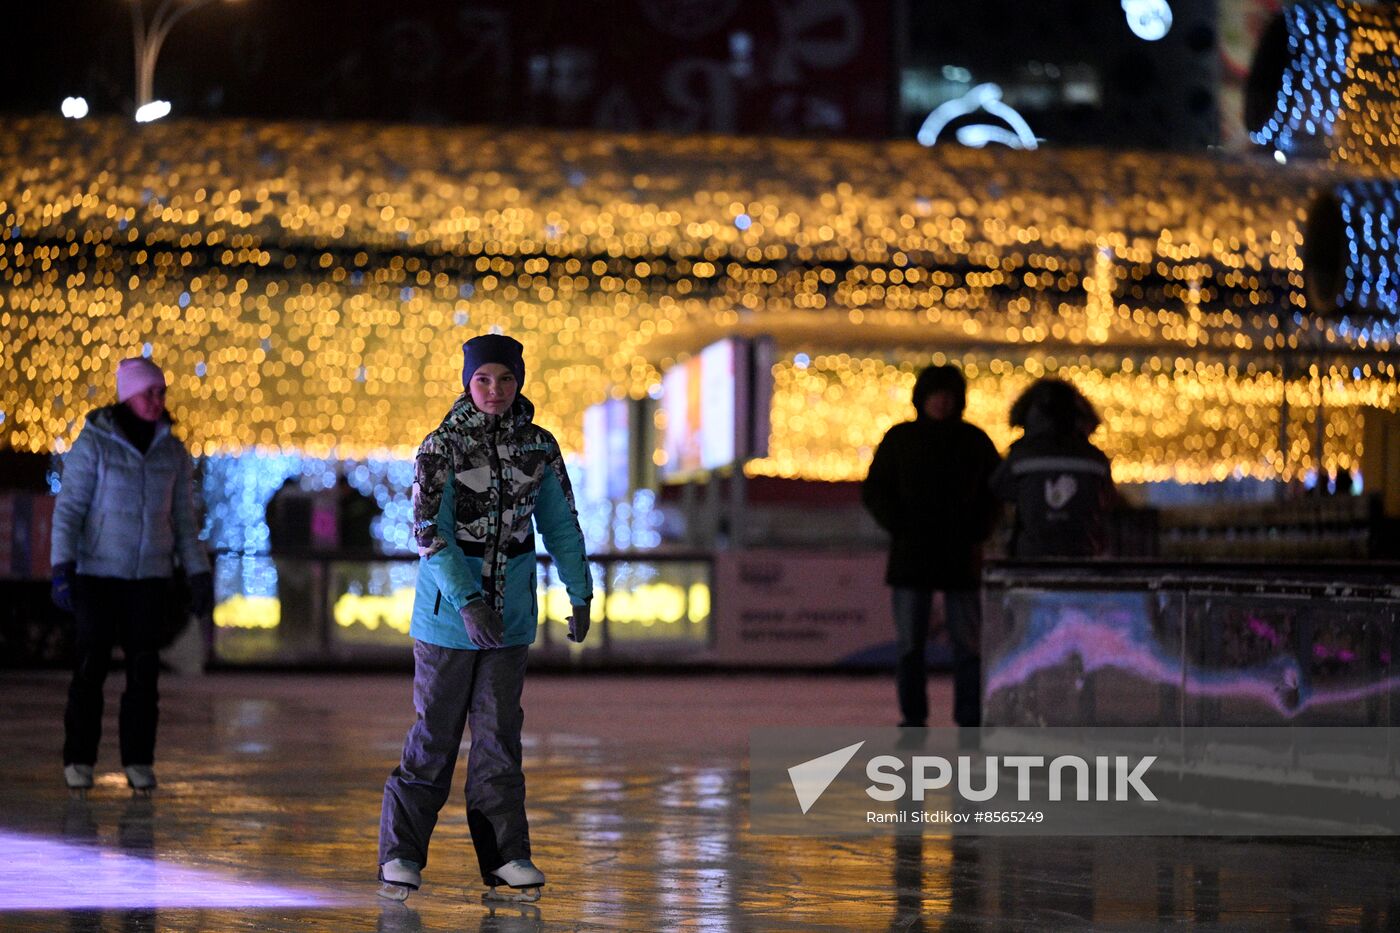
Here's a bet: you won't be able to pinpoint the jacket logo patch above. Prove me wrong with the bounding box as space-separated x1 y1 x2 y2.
1044 474 1078 509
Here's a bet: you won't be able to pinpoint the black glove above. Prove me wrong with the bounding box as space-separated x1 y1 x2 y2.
51 561 76 613
460 598 504 649
188 572 214 618
567 601 591 644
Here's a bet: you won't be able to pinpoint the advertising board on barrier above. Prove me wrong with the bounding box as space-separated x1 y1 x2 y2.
713 550 896 667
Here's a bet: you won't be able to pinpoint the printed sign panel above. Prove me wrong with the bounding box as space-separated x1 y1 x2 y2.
713 549 895 666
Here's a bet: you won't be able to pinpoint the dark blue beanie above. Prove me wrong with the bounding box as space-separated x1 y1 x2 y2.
462 334 525 390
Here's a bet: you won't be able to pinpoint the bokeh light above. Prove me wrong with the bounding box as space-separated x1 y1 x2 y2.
0 115 1395 489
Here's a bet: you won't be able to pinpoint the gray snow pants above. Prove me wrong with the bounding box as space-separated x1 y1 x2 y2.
379 640 531 884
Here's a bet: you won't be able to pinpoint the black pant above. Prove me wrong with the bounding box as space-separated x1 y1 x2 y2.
63 576 169 768
892 587 982 727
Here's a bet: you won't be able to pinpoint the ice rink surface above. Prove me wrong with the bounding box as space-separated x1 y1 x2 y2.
1 669 1396 931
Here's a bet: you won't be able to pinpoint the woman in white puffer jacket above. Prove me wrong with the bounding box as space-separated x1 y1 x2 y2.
49 357 211 796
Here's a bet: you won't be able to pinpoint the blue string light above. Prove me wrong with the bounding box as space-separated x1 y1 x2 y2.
197 450 651 561
1334 181 1399 321
199 453 415 555
1250 3 1349 152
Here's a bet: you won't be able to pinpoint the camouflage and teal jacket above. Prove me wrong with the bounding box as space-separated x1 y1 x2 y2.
410 393 591 649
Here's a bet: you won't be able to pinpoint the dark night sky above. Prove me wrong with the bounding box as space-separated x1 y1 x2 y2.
3 0 1219 148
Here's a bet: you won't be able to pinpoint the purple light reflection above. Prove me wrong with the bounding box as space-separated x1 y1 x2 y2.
0 830 341 911
985 603 1400 718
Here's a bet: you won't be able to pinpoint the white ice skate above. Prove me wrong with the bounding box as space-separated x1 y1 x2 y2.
64 764 94 799
377 858 422 901
484 859 545 903
124 765 157 797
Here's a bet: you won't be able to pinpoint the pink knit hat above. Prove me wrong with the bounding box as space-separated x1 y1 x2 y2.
116 357 166 402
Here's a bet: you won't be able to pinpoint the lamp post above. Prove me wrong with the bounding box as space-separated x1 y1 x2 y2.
129 0 238 111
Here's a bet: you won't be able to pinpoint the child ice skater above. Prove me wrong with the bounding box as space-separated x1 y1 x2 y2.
378 334 592 903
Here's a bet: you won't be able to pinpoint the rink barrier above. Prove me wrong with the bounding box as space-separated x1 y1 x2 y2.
206 548 716 668
982 558 1400 727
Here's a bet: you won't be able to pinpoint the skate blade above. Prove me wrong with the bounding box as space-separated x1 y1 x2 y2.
484 901 542 920
67 788 90 800
377 882 412 902
130 788 153 799
483 885 541 904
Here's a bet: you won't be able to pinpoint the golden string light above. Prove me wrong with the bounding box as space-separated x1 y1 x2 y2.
0 115 1394 484
750 353 1395 484
1248 2 1400 176
1332 2 1400 176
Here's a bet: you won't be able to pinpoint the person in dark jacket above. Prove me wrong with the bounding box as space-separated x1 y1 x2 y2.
991 378 1116 558
50 356 212 796
378 334 593 905
264 476 318 654
335 474 379 551
862 364 1001 728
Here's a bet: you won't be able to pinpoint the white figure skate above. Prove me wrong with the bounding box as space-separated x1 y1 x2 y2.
124 765 157 798
484 859 545 903
64 764 94 799
377 858 422 901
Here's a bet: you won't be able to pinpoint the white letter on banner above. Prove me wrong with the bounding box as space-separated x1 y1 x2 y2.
958 755 998 802
866 755 906 801
1118 756 1157 801
1049 755 1090 801
911 756 951 801
1003 756 1044 802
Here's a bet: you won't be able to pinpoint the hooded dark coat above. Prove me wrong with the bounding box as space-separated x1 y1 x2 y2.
861 368 1002 589
990 378 1115 558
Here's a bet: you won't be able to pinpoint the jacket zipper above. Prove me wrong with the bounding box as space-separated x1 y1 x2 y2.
486 422 509 600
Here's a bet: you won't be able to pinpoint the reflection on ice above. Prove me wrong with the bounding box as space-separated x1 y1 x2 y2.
0 830 339 911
